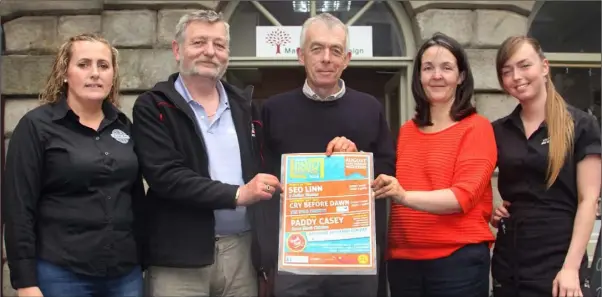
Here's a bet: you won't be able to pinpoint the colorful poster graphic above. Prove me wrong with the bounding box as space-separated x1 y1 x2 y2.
278 153 377 275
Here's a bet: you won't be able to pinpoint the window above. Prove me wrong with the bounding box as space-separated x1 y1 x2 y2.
529 1 601 123
227 1 406 57
530 1 601 53
550 67 601 122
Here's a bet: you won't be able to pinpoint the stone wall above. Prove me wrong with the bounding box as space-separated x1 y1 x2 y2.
1 7 221 135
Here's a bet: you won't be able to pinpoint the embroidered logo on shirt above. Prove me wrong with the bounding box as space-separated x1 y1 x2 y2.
541 137 550 145
111 129 130 144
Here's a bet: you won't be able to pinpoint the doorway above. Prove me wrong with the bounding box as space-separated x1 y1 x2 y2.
225 67 407 138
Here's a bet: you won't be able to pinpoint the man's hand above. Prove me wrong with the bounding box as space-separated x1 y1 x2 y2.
237 173 281 206
18 287 43 297
326 136 358 156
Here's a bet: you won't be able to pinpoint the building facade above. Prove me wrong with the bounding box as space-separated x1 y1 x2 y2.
1 0 600 295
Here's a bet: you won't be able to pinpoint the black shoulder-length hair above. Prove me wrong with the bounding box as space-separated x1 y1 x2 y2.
411 32 476 127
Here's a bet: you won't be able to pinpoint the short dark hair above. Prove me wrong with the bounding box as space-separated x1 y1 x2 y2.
411 32 476 127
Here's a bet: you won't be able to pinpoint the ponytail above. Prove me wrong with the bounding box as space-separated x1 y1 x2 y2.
544 77 574 188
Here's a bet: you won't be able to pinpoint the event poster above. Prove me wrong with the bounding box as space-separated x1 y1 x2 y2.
277 152 377 275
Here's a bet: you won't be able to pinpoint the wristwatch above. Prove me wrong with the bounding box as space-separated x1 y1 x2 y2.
235 187 241 202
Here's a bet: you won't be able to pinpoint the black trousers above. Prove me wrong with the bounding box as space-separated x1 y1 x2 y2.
272 243 385 297
491 214 593 297
492 276 593 297
492 261 593 297
387 243 490 297
273 273 378 297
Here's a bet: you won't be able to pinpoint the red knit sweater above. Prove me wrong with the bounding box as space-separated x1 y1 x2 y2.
387 114 497 260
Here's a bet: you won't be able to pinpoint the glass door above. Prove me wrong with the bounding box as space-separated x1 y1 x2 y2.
384 70 408 144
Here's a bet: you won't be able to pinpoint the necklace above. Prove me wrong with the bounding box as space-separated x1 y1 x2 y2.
207 112 216 117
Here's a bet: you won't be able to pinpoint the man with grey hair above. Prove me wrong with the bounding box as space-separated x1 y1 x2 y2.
259 12 395 297
131 9 280 297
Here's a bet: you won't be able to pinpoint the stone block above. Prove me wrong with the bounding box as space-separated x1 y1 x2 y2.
2 236 15 297
475 93 518 122
415 9 473 46
3 16 59 53
102 10 157 48
409 1 535 16
3 262 16 297
473 10 528 48
4 99 42 136
58 15 103 42
118 49 178 91
467 49 500 91
491 175 502 207
1 55 55 95
489 174 501 237
0 0 103 19
103 0 219 10
119 95 138 120
157 9 198 47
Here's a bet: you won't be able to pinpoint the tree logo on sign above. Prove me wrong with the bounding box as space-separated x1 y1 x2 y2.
266 28 292 54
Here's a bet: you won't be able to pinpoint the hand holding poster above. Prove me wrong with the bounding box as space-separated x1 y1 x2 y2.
277 152 377 275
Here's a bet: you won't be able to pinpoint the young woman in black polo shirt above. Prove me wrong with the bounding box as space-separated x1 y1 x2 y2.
3 33 144 297
490 36 601 297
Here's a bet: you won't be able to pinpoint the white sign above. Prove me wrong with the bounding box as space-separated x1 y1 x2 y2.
256 26 373 58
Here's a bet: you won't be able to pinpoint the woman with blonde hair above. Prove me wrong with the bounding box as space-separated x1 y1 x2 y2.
3 33 145 297
490 36 601 297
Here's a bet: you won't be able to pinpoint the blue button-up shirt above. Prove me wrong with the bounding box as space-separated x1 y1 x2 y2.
174 75 250 235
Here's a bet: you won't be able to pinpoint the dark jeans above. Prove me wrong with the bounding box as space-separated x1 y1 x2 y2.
37 259 143 297
387 243 490 297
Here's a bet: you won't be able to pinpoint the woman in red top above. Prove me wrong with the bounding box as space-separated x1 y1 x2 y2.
372 32 497 297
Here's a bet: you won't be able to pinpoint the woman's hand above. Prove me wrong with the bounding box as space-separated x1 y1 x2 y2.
552 268 583 297
17 287 43 297
372 174 406 203
491 200 511 228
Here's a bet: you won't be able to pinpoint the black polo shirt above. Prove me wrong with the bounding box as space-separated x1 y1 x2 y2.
493 104 601 218
2 97 144 289
491 104 601 283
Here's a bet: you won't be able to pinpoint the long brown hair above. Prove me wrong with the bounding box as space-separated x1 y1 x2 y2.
495 36 574 188
39 33 121 107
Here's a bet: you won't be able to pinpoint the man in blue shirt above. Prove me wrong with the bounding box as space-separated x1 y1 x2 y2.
131 10 281 297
